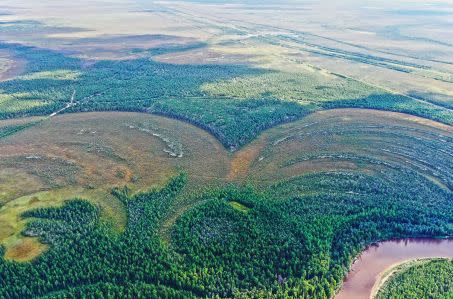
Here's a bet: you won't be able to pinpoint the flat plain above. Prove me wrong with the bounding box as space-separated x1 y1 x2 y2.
0 1 452 298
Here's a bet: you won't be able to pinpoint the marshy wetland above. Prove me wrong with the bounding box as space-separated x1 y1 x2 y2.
0 0 452 298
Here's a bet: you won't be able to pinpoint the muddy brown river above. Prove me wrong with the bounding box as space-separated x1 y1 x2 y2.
335 238 453 299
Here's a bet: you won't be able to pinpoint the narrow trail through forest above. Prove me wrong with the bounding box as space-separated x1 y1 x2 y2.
48 89 76 118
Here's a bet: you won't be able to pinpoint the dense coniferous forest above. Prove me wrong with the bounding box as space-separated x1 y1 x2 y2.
0 43 451 149
376 259 453 299
1 13 452 298
0 168 451 298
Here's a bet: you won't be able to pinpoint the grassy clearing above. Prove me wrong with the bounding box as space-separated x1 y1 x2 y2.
0 92 51 113
228 201 250 213
1 167 451 297
1 109 450 262
0 50 25 81
0 190 66 261
0 112 230 260
242 109 453 190
17 70 81 81
0 188 128 262
0 2 451 296
0 169 44 205
201 70 374 103
0 42 451 149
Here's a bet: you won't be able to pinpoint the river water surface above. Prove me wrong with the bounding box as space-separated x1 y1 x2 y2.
335 238 453 299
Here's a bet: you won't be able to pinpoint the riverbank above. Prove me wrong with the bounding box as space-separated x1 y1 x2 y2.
373 258 453 299
335 238 453 299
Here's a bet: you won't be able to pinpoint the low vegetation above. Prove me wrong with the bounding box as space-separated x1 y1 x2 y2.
0 111 234 260
0 42 451 149
0 121 38 139
0 14 452 298
1 109 450 268
0 164 451 298
1 110 452 297
236 109 453 193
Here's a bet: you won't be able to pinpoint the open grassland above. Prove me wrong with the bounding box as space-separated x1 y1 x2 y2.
0 50 25 81
1 0 452 109
0 112 230 197
229 109 452 191
0 161 451 298
0 112 230 260
0 42 310 149
167 0 453 107
0 42 451 150
0 108 451 264
0 36 453 149
374 259 453 299
0 1 452 297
